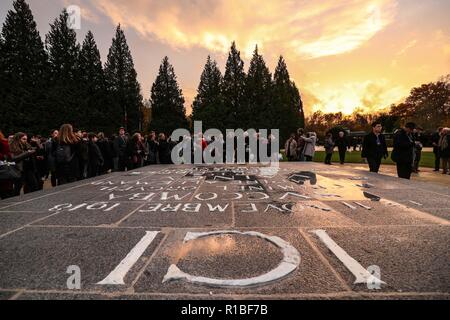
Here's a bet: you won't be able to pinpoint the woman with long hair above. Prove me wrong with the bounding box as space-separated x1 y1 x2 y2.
9 132 39 195
56 124 81 185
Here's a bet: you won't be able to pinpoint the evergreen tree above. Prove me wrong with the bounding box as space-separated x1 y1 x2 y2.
272 56 304 142
191 56 223 130
45 9 81 128
244 46 272 130
104 25 143 133
149 57 188 134
79 31 109 132
0 0 49 134
222 42 246 129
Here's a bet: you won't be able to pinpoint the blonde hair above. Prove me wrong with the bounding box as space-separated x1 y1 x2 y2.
58 124 79 144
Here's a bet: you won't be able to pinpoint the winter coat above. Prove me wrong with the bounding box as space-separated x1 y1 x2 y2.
158 140 172 164
284 138 298 159
97 139 113 171
324 137 335 154
146 140 158 164
114 135 128 159
440 134 450 158
335 137 348 151
88 141 104 169
55 141 81 182
362 132 388 159
302 135 317 158
392 129 415 164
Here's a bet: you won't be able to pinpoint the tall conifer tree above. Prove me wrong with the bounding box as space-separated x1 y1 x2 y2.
104 25 143 133
45 9 81 128
222 42 246 129
79 30 109 132
192 56 223 130
244 45 272 130
149 57 188 134
1 0 49 134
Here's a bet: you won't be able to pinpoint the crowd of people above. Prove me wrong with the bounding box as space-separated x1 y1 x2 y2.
0 125 280 199
0 125 182 199
1 122 449 199
284 122 450 180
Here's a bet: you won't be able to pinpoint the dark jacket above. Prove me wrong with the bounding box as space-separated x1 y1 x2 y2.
335 137 348 151
97 138 112 171
324 138 334 154
55 142 81 182
158 140 172 164
440 135 450 158
45 138 58 172
114 135 128 158
88 141 104 169
431 132 441 153
392 129 415 164
146 140 158 164
362 132 388 159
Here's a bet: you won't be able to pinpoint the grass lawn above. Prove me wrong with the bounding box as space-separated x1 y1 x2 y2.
281 150 436 168
312 151 435 168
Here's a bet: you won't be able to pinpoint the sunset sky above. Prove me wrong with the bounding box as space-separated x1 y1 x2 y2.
1 0 449 115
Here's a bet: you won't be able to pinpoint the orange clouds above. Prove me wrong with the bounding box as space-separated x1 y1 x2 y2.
305 80 408 114
90 0 397 59
67 0 448 116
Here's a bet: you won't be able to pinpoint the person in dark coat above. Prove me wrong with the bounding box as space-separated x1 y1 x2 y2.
127 133 146 169
9 132 39 195
96 132 112 175
77 131 89 180
335 131 348 165
29 135 47 190
87 133 104 178
55 124 81 185
114 127 129 171
0 130 15 199
45 129 59 187
412 127 424 173
158 133 172 164
439 128 450 174
392 122 416 180
324 133 334 165
145 131 158 165
431 128 443 172
361 122 388 173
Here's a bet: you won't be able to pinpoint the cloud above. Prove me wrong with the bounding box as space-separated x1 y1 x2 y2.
88 0 398 59
396 39 417 56
304 79 408 115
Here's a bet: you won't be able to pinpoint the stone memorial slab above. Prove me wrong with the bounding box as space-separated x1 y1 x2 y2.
0 227 162 291
0 163 448 299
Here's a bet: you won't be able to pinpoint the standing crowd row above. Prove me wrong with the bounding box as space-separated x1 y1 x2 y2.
0 124 177 199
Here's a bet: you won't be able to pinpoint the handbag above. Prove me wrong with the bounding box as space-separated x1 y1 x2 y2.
0 162 21 181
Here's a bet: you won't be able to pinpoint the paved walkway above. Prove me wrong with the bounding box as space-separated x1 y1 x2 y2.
0 163 449 300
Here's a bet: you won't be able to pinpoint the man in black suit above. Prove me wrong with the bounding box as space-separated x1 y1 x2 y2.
361 122 388 173
392 122 416 180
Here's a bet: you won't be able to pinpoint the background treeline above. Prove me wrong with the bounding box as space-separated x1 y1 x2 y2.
0 0 305 143
306 75 450 139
